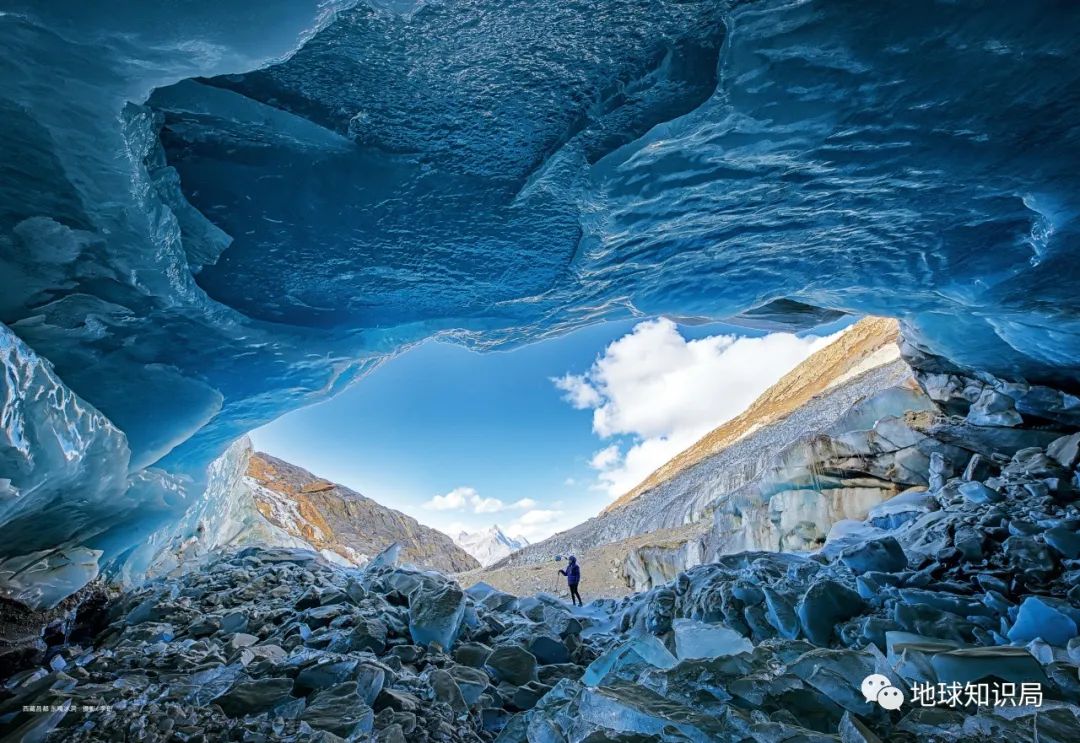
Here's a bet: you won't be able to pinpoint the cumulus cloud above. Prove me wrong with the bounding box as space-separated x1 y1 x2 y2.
423 486 536 514
552 374 601 409
425 486 476 511
443 520 471 537
517 509 563 525
555 319 841 498
589 445 621 471
505 508 567 543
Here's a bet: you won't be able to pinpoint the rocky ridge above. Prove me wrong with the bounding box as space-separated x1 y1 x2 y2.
607 317 902 514
454 528 528 569
489 318 927 588
245 452 479 574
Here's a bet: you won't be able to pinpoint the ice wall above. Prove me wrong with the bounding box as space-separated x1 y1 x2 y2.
0 324 128 607
0 325 298 607
1 0 1079 603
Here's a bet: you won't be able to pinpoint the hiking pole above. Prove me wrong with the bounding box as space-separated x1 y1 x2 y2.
554 554 564 600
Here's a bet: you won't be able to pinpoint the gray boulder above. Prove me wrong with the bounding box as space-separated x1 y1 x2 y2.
302 682 375 737
967 388 1023 427
1003 536 1057 578
1045 527 1080 559
958 481 1002 504
486 645 538 685
454 641 492 667
355 662 387 706
295 659 358 694
347 617 388 653
215 677 294 717
408 582 465 650
1048 432 1080 469
962 453 994 482
510 680 552 711
839 711 883 743
373 688 421 713
797 579 866 646
449 664 490 705
763 587 801 639
429 669 467 714
840 537 908 575
528 633 570 665
1005 447 1064 479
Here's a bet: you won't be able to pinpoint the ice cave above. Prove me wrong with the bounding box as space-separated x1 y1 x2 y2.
1 0 1080 740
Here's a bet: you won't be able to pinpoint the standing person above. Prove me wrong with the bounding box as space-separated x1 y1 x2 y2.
559 555 582 606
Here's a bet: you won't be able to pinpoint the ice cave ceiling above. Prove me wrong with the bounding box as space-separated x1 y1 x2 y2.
1 0 1079 593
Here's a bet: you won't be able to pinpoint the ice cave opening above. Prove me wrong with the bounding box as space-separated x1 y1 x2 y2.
2 1 1080 741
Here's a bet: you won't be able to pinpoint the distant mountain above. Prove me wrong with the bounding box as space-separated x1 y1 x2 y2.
454 525 529 567
604 317 902 514
486 317 928 590
246 452 480 573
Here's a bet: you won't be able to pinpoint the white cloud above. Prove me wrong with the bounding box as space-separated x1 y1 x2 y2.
517 509 563 525
557 319 841 498
563 477 577 487
589 445 621 471
552 374 601 409
472 495 506 513
593 435 690 498
425 486 476 511
443 520 471 537
505 508 567 543
423 487 537 515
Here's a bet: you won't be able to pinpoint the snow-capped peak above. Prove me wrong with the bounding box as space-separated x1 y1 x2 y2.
454 524 529 567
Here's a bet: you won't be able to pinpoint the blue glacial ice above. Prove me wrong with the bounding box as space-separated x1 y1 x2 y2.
672 618 752 659
581 634 677 687
408 582 466 650
1007 596 1079 647
1 0 1080 599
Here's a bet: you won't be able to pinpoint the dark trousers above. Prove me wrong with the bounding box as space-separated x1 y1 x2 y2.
568 582 582 606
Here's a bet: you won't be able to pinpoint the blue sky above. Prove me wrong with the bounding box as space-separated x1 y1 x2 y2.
251 316 853 542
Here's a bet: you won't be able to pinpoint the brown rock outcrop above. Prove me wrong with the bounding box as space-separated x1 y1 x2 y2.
246 453 479 573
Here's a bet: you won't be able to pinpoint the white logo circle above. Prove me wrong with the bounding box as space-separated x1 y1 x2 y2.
876 685 905 710
860 674 891 704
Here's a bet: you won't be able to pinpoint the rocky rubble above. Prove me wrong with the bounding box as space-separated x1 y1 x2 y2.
0 547 598 742
499 428 1080 742
4 429 1080 741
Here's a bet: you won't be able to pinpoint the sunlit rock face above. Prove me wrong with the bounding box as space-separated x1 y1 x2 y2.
1 0 1079 598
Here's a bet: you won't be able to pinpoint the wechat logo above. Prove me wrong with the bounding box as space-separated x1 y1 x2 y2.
861 674 904 710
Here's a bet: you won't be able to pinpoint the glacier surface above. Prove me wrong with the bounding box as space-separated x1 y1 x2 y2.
1 0 1079 600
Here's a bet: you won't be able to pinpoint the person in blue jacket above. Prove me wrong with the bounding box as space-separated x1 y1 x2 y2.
559 555 582 606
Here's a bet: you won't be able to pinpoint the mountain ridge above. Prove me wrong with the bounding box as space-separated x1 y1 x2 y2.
484 317 915 584
603 317 900 514
246 452 480 573
454 524 529 567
